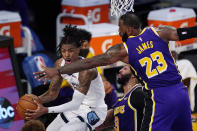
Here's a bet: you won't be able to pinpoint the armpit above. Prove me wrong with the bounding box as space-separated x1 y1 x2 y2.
77 68 97 94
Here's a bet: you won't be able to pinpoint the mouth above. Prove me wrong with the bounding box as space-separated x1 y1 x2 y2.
65 58 71 64
117 74 121 79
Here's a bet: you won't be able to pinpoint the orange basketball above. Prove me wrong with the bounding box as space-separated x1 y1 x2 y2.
16 94 41 119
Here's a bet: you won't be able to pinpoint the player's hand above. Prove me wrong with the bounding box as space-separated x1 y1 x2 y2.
25 99 48 120
33 66 59 84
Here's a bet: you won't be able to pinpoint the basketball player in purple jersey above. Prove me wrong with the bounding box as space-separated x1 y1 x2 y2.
96 65 145 131
35 13 197 131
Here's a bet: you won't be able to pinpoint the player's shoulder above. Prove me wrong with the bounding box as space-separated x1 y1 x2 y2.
54 58 64 68
79 68 98 80
132 85 144 95
129 85 145 103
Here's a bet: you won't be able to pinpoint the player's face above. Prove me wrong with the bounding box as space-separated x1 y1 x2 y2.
61 44 80 64
118 65 131 79
79 40 90 57
117 65 133 85
119 19 129 42
118 19 128 37
81 40 90 49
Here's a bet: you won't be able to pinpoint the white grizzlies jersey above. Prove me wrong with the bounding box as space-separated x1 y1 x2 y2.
60 59 107 108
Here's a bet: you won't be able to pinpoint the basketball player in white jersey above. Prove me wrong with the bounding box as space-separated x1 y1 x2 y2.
25 25 107 131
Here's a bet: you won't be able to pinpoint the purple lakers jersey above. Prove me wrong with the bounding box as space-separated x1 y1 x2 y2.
113 85 144 131
124 27 182 89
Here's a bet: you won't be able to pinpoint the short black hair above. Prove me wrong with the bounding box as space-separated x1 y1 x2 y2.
57 25 83 57
78 28 92 42
120 13 141 29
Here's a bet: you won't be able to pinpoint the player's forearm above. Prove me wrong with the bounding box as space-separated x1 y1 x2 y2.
39 90 58 104
58 53 114 74
48 90 85 113
96 109 114 130
58 44 124 74
39 76 62 103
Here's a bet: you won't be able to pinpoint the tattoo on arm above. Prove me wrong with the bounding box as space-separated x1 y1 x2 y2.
39 76 62 103
39 59 63 103
76 68 97 95
59 44 127 74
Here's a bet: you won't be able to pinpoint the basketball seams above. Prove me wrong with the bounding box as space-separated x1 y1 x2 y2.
17 102 26 118
19 98 37 105
17 95 39 118
17 102 26 111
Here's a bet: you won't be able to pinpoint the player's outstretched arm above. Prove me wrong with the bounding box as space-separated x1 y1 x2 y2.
33 44 128 82
47 68 98 113
158 25 197 42
58 43 128 74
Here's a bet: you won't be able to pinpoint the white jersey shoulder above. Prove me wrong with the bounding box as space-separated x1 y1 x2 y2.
60 59 106 108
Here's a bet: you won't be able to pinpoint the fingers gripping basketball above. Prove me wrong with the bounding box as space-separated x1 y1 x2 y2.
16 94 41 119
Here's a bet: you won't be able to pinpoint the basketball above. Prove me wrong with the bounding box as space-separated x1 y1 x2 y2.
16 94 41 119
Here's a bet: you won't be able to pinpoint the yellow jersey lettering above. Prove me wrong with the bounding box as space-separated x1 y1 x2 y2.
120 105 125 114
150 41 153 48
142 42 148 50
138 46 144 52
114 105 125 115
139 51 168 78
146 41 150 48
137 41 154 54
136 48 142 54
114 107 119 115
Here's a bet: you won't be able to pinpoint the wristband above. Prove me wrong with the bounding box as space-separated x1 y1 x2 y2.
177 26 197 41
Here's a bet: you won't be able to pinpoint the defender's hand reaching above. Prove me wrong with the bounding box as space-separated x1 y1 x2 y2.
33 66 59 84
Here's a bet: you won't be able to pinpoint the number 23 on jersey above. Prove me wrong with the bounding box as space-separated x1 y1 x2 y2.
139 51 168 78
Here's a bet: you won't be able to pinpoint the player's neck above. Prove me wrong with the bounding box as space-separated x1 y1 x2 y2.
135 28 142 36
123 79 137 95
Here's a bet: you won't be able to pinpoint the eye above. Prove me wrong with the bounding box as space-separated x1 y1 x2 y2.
69 49 75 52
61 49 65 53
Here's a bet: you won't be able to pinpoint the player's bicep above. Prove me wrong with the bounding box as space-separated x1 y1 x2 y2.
158 26 179 42
77 69 97 95
104 43 128 63
49 75 62 91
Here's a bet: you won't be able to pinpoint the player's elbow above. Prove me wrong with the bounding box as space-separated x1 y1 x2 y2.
168 30 180 41
103 53 119 65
